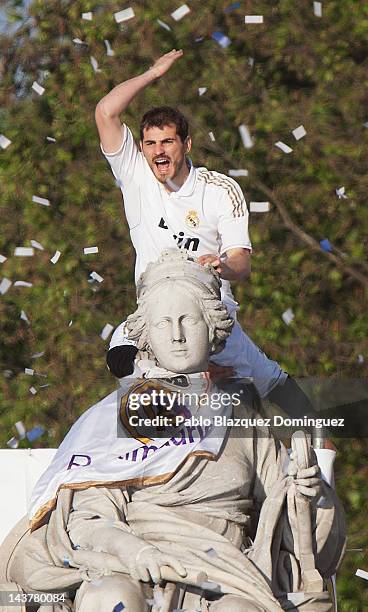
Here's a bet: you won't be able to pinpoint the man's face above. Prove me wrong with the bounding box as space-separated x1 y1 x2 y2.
140 124 191 184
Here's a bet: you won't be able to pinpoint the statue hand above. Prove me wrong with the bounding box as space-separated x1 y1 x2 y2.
128 544 187 583
289 453 322 501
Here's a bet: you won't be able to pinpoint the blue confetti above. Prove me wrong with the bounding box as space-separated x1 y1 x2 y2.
320 238 333 252
212 31 232 48
224 2 241 12
62 556 70 567
26 425 45 442
113 603 125 612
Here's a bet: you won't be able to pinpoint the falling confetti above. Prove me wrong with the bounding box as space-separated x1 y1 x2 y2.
0 134 12 149
228 169 248 177
320 238 333 252
50 250 61 264
238 124 253 149
313 2 322 17
104 40 115 56
250 202 270 212
14 247 34 257
275 141 293 153
171 5 191 21
20 311 30 324
157 19 171 31
198 87 207 96
90 57 101 73
30 239 45 250
25 368 34 376
72 38 87 45
208 131 216 142
113 603 125 612
26 425 45 442
46 136 57 142
31 81 45 95
84 246 99 254
90 271 104 283
0 278 12 295
29 387 37 395
0 254 7 263
357 354 364 364
356 569 368 581
335 186 347 199
32 195 50 206
212 31 231 48
100 323 114 340
14 281 33 287
114 8 135 23
82 12 93 21
15 421 26 439
292 125 307 140
282 308 295 325
31 351 45 359
244 15 264 24
7 437 18 449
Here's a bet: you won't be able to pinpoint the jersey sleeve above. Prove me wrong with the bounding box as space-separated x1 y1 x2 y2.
100 123 146 185
216 177 252 254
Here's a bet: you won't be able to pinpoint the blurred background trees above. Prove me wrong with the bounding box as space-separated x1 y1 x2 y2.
0 1 367 607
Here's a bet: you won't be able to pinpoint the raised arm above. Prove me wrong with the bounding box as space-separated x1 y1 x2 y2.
95 49 183 153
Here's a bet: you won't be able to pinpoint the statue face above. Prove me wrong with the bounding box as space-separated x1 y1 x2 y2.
147 286 210 373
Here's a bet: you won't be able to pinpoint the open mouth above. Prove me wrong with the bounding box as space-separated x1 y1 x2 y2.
154 157 171 173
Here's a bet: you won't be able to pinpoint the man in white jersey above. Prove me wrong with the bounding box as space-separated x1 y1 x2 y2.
95 49 317 417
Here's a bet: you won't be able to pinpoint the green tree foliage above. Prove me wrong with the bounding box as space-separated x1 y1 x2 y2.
0 1 367 607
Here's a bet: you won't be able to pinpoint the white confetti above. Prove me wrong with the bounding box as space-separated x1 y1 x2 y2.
31 351 45 359
171 4 191 21
100 323 114 340
32 195 50 206
104 40 115 56
82 12 93 21
84 246 99 254
313 2 322 17
90 56 101 73
68 320 73 327
14 281 33 287
228 169 248 177
90 271 104 283
7 437 18 449
72 38 87 45
30 239 44 251
29 386 37 395
24 368 34 376
0 134 12 149
157 19 171 31
0 254 7 263
208 131 216 142
238 124 254 149
46 136 57 142
250 201 270 212
114 8 135 23
199 581 220 592
248 57 255 67
14 247 34 257
292 125 307 140
358 354 364 364
335 186 348 199
275 141 293 153
31 81 45 96
0 278 12 294
282 308 295 325
50 250 61 264
244 15 263 24
20 310 30 324
356 569 368 581
15 421 26 439
198 87 207 96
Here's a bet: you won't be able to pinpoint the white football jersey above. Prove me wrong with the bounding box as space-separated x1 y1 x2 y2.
101 124 252 304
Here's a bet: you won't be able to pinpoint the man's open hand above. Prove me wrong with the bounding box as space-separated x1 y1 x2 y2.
149 49 183 79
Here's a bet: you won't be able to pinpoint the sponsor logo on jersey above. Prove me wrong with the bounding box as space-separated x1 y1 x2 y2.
158 218 200 252
185 210 200 229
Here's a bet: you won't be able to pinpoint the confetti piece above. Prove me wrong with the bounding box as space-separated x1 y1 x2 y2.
14 281 33 287
26 425 45 442
250 201 270 212
101 323 114 340
224 2 241 13
31 351 45 359
14 247 34 257
20 310 30 324
39 384 50 389
320 238 332 252
199 581 221 592
292 125 307 140
15 421 26 439
0 254 7 263
358 354 364 364
356 569 368 581
244 15 263 24
3 370 13 378
50 250 61 264
90 56 101 73
0 278 12 294
62 556 70 567
25 368 34 376
198 87 207 96
212 31 231 48
114 8 135 23
90 271 104 283
72 38 87 45
29 387 37 395
7 437 18 449
313 2 322 17
157 19 171 31
335 186 347 199
208 131 216 142
46 136 57 142
0 134 12 149
282 308 295 325
104 40 115 56
84 246 99 254
228 169 248 177
69 320 73 327
113 603 125 612
205 548 218 557
238 124 254 149
30 239 44 251
171 4 190 21
248 57 255 67
32 195 50 206
82 12 93 21
31 81 45 96
275 141 293 153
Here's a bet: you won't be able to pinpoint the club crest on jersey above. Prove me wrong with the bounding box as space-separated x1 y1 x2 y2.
185 210 200 229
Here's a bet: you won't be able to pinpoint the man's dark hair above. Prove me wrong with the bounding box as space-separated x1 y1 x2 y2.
140 106 189 143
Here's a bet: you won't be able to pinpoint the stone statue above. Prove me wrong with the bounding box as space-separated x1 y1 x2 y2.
0 250 345 612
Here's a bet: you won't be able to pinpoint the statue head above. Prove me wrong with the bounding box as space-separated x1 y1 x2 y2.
126 250 234 373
